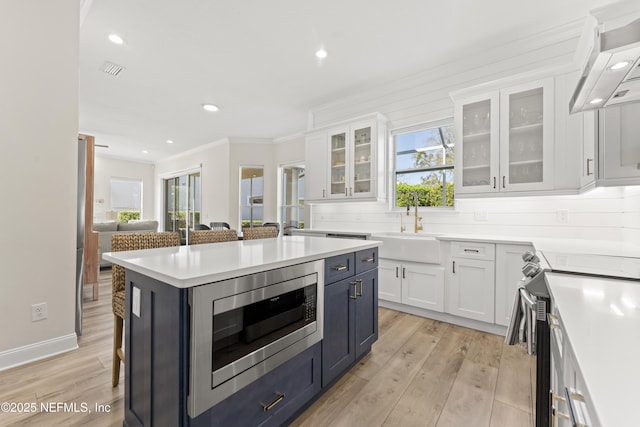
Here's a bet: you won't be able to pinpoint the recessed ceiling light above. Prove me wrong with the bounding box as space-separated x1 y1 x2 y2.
202 104 219 112
610 61 630 70
316 48 328 59
142 150 149 154
167 140 174 144
108 34 124 45
589 98 604 104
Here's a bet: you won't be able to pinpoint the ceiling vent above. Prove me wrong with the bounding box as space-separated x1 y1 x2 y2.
99 61 125 76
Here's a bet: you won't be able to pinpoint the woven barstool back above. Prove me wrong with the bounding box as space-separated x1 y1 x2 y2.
190 229 238 245
242 226 278 240
110 231 180 386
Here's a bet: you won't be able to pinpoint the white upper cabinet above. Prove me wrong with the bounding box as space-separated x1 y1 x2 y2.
305 113 387 202
454 78 554 195
597 103 640 185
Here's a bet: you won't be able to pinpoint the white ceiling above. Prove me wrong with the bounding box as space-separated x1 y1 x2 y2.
79 0 613 163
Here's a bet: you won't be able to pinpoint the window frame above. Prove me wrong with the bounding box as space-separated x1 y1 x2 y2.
390 118 455 211
239 165 265 229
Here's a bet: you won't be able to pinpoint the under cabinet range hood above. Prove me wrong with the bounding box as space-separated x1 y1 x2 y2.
570 1 640 114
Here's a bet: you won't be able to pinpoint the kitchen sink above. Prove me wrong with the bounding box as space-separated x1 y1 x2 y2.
369 232 442 264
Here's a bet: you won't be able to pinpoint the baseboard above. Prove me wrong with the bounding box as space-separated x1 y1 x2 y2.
379 300 507 336
0 333 78 371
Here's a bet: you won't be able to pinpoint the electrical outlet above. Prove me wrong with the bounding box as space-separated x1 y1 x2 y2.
474 210 488 222
31 303 48 322
557 210 569 224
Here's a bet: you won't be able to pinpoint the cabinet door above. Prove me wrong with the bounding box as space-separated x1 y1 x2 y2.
322 277 356 386
499 78 554 192
350 122 375 198
580 111 597 189
401 262 444 312
495 244 533 326
328 127 349 198
354 269 378 359
305 132 328 201
378 259 401 303
449 257 495 323
599 103 640 182
455 92 500 194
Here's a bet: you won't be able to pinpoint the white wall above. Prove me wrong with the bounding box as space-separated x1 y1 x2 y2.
0 1 79 362
94 155 155 222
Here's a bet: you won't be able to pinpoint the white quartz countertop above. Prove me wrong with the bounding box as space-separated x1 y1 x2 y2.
545 272 640 427
103 236 381 288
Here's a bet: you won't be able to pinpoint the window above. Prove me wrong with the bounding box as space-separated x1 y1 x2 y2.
280 164 305 230
240 166 264 228
394 122 455 208
164 171 201 243
110 178 142 222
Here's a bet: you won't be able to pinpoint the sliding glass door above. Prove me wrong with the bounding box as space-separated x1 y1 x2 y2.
164 171 201 244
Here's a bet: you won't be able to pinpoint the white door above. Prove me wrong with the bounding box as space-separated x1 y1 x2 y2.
378 259 401 303
449 257 495 323
401 262 445 312
495 244 533 326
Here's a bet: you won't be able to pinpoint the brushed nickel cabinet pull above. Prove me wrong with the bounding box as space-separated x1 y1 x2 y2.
345 187 348 196
322 189 326 198
452 261 456 274
586 158 593 176
395 266 399 278
363 256 375 263
502 176 506 188
493 177 496 189
334 265 347 271
357 279 363 297
262 392 285 412
350 281 358 299
402 267 406 279
463 249 479 253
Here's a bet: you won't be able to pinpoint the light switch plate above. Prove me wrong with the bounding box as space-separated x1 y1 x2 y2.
132 287 141 317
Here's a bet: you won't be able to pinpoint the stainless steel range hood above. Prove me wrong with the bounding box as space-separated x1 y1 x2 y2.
570 1 640 114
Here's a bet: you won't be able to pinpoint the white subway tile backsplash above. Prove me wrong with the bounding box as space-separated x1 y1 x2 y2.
310 187 632 243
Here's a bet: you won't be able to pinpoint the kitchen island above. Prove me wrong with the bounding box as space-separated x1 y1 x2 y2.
103 236 380 427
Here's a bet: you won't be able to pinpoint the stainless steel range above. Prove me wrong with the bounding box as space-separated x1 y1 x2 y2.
507 250 640 427
188 260 324 418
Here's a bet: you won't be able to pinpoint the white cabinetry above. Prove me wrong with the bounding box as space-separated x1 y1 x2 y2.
304 113 387 202
494 243 534 327
448 241 495 323
454 78 554 195
304 131 328 200
378 259 444 312
580 111 597 191
597 103 640 186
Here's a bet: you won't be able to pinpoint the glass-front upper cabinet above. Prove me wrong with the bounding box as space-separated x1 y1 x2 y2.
329 130 347 197
352 126 373 196
500 79 554 192
454 78 554 195
327 121 376 199
456 93 500 194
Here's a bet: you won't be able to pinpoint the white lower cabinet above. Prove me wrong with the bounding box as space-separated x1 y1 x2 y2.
378 259 444 312
449 257 495 323
495 243 534 326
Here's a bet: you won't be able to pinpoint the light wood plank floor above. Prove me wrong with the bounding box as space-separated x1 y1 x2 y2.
0 270 535 426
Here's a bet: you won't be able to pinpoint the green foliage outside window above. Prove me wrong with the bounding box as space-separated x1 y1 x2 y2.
396 182 454 208
118 210 141 222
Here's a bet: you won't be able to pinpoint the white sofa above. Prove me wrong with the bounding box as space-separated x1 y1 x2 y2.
93 220 159 267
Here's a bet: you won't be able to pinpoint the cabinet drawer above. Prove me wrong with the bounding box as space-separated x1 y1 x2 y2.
451 241 495 261
325 253 356 285
198 343 321 427
355 247 378 274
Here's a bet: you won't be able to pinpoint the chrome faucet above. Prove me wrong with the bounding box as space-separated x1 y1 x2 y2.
408 192 423 233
